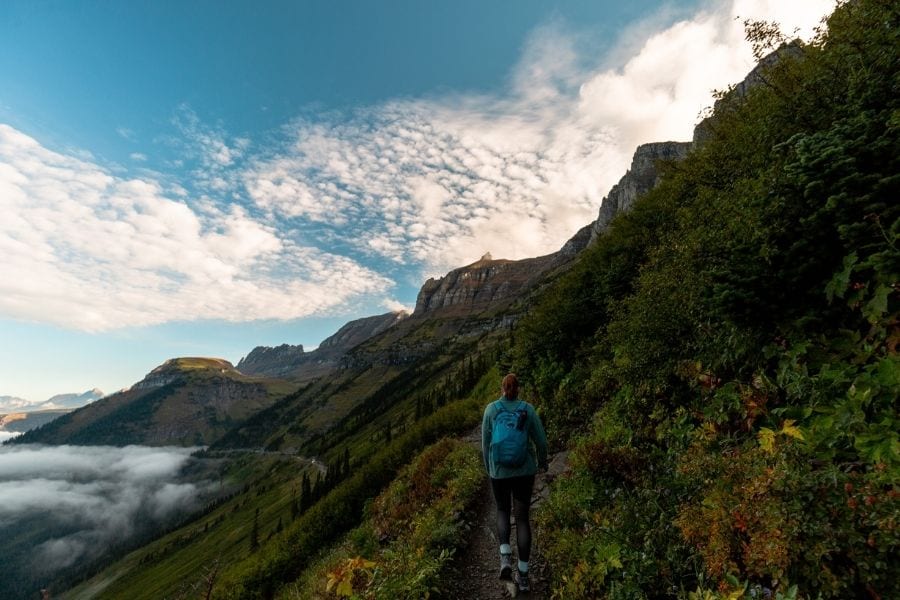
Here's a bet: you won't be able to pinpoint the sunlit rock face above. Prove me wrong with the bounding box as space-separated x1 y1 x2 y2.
236 344 306 378
590 141 692 240
413 252 557 316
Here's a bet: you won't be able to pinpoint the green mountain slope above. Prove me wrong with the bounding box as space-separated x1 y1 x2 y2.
15 358 295 446
57 365 499 600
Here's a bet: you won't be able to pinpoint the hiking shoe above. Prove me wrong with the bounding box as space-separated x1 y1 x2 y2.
499 553 513 580
515 569 531 593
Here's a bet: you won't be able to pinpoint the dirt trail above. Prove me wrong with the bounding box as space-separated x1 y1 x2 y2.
442 429 567 599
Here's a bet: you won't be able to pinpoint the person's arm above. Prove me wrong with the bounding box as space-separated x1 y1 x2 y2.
530 406 549 471
481 403 493 474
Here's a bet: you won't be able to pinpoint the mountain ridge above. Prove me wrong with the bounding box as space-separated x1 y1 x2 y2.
0 388 103 413
12 358 293 447
236 311 408 380
13 130 690 452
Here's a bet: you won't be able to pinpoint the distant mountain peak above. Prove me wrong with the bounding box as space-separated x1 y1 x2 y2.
237 312 406 379
1 389 104 413
133 357 237 391
154 357 236 372
0 395 30 413
236 344 306 378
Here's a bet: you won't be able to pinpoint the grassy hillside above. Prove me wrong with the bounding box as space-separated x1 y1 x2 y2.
0 409 70 433
279 438 484 600
57 328 505 599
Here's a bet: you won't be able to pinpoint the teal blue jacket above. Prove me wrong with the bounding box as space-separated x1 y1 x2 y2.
482 396 548 479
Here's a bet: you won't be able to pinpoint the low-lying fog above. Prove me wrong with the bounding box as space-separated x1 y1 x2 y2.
0 430 21 443
0 444 205 576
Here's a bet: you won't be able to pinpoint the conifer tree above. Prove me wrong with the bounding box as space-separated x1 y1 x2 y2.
290 487 299 521
249 508 260 552
300 471 311 511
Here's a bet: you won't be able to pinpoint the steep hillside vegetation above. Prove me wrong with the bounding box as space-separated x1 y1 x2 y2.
58 363 499 600
516 2 898 598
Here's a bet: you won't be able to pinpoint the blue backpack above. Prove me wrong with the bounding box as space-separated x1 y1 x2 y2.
490 400 529 467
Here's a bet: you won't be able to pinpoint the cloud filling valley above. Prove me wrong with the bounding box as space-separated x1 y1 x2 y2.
0 444 203 574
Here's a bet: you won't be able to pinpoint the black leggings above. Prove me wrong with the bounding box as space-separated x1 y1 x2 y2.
490 475 535 561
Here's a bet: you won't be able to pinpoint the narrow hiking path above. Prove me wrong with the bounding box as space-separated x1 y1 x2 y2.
442 428 567 599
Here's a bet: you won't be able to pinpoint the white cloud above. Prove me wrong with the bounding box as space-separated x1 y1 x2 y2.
381 298 413 314
130 152 147 161
172 105 251 194
0 1 833 332
0 431 21 443
0 125 393 332
0 444 204 574
243 0 832 277
116 127 135 141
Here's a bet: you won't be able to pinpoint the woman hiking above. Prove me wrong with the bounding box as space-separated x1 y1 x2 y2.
481 373 548 593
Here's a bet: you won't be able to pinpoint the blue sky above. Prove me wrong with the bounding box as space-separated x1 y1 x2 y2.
0 0 832 403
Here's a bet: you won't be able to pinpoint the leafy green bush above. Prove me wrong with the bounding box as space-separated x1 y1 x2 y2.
528 1 899 597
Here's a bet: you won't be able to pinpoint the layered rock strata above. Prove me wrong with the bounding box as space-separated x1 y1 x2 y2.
590 141 692 240
238 312 407 378
237 344 306 378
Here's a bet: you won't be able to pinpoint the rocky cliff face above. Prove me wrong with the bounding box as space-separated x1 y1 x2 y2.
237 312 407 379
589 48 796 239
590 141 692 240
318 312 408 351
236 344 305 378
412 251 568 317
415 254 538 315
133 358 236 390
409 141 695 318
